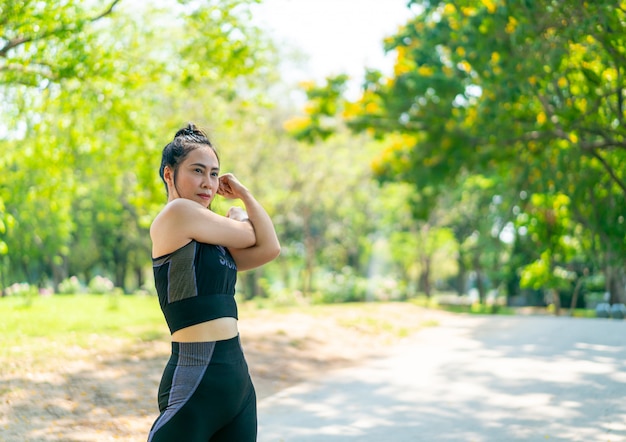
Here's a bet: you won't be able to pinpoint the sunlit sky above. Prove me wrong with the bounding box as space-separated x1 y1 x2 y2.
250 0 415 96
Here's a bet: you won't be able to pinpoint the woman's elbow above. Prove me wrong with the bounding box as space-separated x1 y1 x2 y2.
270 243 281 260
264 241 281 262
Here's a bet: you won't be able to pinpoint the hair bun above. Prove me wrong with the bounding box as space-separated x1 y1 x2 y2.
175 123 199 138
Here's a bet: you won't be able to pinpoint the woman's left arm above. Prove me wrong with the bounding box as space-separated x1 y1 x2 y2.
219 174 280 271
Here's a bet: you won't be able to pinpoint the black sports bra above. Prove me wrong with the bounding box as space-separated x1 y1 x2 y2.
152 240 238 334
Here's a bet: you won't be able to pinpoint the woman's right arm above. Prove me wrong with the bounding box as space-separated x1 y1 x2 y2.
151 198 256 251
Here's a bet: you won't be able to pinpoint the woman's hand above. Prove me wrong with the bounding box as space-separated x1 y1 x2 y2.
227 206 248 222
217 173 249 200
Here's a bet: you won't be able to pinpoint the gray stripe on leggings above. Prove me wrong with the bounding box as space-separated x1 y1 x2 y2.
148 342 216 440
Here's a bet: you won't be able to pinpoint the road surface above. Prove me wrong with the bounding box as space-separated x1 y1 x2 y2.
258 314 626 441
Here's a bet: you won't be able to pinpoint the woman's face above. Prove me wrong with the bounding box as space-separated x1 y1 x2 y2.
165 147 220 207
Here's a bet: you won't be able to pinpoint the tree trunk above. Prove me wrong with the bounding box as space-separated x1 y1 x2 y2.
607 265 626 304
115 260 127 292
240 271 259 300
476 270 486 304
419 256 432 297
456 252 467 296
135 265 144 291
553 288 561 315
51 256 68 292
473 254 486 304
569 276 584 315
302 207 315 297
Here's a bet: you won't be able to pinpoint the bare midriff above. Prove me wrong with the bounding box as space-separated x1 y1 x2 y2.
171 317 239 342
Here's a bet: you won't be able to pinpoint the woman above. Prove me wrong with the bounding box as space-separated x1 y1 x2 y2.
148 123 280 441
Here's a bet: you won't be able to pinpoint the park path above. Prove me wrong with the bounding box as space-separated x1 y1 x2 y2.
258 314 626 442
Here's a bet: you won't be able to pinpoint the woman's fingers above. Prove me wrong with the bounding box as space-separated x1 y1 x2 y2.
218 173 246 199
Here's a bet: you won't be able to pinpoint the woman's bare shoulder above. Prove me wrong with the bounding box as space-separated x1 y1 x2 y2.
150 200 200 254
151 199 203 230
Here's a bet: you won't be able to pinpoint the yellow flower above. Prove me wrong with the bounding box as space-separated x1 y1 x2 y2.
537 112 547 125
394 63 411 76
505 16 518 34
418 65 434 77
481 0 497 14
298 81 316 91
443 4 456 15
365 102 380 113
461 7 477 16
283 116 310 133
458 60 472 73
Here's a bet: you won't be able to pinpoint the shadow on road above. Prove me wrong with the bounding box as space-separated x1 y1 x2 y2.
259 316 626 442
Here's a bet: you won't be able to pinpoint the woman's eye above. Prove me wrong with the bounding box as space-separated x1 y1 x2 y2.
195 168 203 173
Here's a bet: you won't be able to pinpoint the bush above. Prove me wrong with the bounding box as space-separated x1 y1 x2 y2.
254 278 303 307
4 282 39 306
57 276 83 295
311 268 403 304
5 282 33 297
88 275 115 294
312 267 367 304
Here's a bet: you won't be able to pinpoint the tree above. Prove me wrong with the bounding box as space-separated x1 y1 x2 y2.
0 0 279 291
287 1 626 304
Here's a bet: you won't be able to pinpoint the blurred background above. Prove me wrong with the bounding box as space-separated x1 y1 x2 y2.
1 0 624 315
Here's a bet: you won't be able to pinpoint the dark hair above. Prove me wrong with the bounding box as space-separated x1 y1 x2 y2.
159 122 219 196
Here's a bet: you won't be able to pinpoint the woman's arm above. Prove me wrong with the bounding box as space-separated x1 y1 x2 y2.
150 198 256 256
219 174 280 271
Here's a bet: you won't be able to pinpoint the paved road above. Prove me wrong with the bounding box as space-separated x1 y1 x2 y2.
258 314 626 442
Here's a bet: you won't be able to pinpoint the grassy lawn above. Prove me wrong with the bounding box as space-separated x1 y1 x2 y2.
12 292 604 379
0 294 167 370
1 293 599 363
0 295 438 370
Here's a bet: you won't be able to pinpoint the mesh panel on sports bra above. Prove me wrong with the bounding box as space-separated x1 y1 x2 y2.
153 240 238 334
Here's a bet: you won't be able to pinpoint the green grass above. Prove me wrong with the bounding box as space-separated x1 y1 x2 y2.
440 304 516 315
409 296 516 315
0 294 167 363
569 308 599 318
0 296 443 373
0 294 164 338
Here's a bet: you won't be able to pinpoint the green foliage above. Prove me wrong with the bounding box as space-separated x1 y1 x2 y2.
0 0 123 86
284 75 350 142
3 0 624 306
285 1 626 303
0 0 278 292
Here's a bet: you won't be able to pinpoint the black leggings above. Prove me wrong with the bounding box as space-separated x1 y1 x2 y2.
148 336 257 442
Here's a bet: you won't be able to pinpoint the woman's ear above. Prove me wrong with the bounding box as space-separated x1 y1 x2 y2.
163 166 174 187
